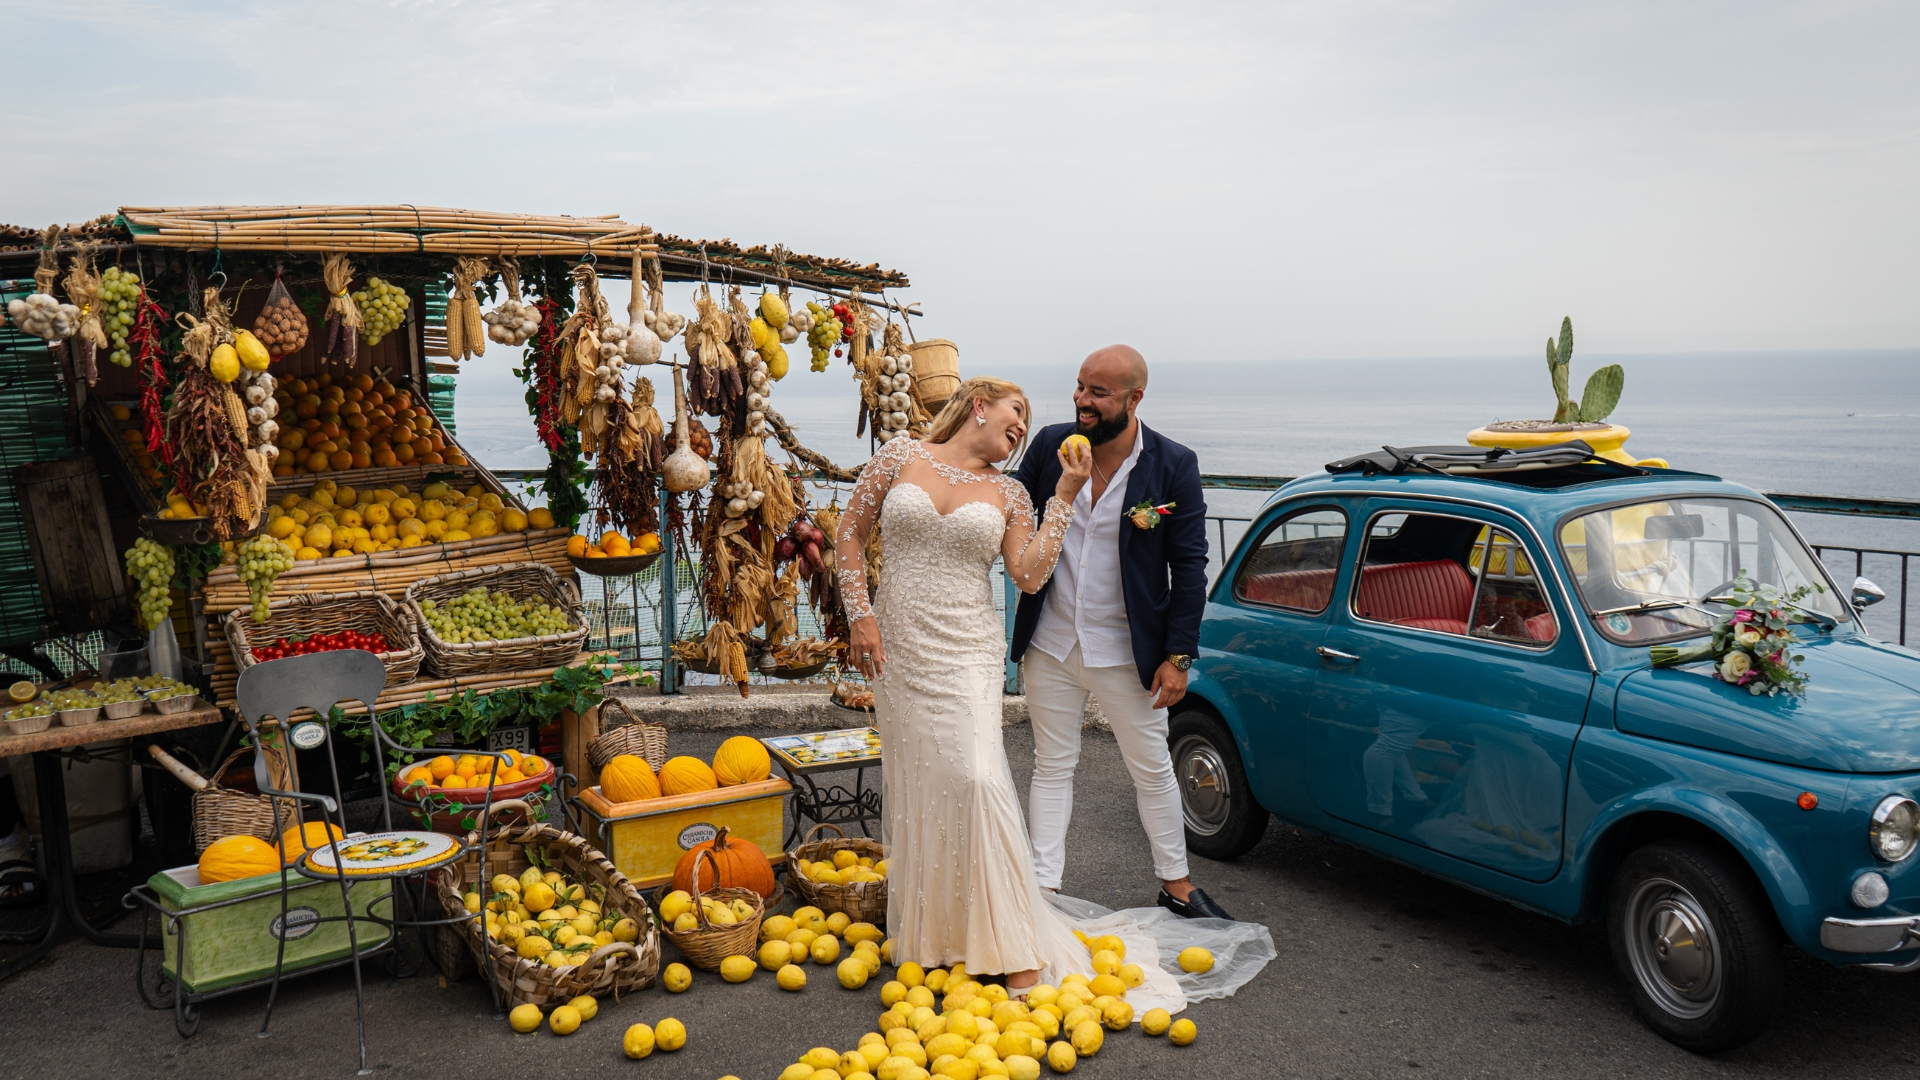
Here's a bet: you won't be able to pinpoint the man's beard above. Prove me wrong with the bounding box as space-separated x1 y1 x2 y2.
1077 405 1131 447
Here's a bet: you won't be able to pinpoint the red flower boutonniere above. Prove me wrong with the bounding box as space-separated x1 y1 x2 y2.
1128 500 1176 530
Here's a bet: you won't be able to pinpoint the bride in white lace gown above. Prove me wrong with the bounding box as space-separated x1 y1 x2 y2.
836 376 1184 1003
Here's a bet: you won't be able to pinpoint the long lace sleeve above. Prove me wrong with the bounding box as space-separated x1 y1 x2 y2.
835 437 916 623
999 478 1074 594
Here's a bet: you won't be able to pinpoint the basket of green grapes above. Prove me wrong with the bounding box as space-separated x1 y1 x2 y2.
3 699 54 735
92 679 151 720
404 562 587 677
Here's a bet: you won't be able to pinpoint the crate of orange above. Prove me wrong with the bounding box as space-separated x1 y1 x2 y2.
268 372 470 479
566 529 662 577
392 749 558 833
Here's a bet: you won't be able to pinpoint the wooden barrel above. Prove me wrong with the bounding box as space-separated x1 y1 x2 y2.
907 339 960 413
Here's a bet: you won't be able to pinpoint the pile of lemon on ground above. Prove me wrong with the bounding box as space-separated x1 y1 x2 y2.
399 748 550 793
465 864 643 971
566 529 662 560
263 479 554 561
770 931 1209 1080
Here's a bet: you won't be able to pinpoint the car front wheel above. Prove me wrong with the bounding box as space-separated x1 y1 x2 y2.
1608 840 1783 1053
1168 708 1268 860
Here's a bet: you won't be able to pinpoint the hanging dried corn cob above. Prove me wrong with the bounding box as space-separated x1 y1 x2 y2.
319 253 362 365
62 244 107 384
444 256 488 361
165 303 261 539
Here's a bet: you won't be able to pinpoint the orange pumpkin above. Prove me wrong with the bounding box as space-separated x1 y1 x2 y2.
671 826 777 899
658 755 717 797
277 821 347 865
600 754 662 803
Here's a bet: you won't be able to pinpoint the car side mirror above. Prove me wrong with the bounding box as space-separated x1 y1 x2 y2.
1852 576 1887 611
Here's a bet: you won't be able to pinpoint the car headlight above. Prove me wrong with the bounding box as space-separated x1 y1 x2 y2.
1869 795 1920 862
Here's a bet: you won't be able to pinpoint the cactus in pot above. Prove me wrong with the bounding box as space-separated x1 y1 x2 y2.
1545 316 1623 423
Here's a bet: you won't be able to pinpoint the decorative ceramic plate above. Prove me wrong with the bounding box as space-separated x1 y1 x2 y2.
302 830 460 878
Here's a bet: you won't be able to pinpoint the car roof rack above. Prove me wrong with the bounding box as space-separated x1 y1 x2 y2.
1326 441 1648 480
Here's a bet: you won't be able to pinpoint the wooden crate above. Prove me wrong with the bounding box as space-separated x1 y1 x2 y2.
13 455 128 634
573 780 791 892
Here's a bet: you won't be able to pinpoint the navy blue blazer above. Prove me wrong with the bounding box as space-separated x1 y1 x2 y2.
1008 422 1209 690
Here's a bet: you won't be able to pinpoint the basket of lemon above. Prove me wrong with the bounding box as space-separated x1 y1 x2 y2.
651 847 767 970
223 589 424 687
436 801 660 1010
785 822 889 927
404 562 587 676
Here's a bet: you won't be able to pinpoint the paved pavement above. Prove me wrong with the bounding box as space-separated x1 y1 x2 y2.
3 724 1918 1079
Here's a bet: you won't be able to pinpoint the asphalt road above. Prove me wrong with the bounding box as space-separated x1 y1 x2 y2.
3 723 1917 1079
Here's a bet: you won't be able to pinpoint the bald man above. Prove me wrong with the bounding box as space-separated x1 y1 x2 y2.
1009 345 1231 921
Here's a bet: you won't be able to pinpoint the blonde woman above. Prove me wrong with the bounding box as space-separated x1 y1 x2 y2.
837 376 1182 1002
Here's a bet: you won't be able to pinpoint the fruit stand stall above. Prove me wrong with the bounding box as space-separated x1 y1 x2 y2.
0 204 930 859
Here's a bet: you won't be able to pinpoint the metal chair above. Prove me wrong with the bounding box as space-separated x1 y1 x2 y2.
230 650 491 1074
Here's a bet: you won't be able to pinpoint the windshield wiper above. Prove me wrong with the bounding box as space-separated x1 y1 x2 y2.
1593 599 1708 617
1702 594 1837 632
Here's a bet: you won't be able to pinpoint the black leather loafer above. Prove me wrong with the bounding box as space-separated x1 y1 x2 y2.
1157 886 1234 921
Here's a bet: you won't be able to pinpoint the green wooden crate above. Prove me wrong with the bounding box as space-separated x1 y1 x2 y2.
148 864 393 993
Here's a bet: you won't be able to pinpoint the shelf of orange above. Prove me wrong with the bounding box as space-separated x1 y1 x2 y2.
572 778 791 892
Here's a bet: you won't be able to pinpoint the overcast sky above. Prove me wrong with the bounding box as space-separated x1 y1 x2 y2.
5 1 1914 364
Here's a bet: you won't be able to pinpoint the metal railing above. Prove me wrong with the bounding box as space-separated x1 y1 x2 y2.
491 471 1917 682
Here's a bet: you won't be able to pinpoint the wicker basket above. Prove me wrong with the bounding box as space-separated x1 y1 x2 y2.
651 848 766 971
405 562 588 677
190 748 285 854
785 823 888 927
907 339 960 412
435 801 660 1009
224 589 425 688
586 697 668 773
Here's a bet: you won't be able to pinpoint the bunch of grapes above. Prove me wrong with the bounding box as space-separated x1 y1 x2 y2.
235 534 295 622
352 277 410 346
804 301 846 372
420 587 574 643
100 266 142 368
124 537 175 631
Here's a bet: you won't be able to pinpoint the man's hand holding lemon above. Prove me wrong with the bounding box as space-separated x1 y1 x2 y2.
1056 433 1093 503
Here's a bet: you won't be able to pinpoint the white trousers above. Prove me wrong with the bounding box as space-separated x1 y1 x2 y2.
1024 644 1189 888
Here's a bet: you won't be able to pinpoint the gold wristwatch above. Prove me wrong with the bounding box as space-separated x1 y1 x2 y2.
1165 654 1193 671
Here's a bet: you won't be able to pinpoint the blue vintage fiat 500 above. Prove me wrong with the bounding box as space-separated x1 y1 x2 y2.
1173 444 1915 1052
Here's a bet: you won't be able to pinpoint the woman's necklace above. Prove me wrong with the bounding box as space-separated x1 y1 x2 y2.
918 442 996 486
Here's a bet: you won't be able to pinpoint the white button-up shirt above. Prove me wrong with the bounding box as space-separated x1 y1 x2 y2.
1030 424 1145 669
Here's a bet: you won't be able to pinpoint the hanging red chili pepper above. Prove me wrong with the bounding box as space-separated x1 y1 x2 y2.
527 296 566 452
129 290 172 469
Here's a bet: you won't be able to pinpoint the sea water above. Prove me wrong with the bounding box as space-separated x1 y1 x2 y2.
453 349 1920 634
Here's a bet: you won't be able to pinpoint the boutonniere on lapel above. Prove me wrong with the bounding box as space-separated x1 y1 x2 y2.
1127 500 1175 530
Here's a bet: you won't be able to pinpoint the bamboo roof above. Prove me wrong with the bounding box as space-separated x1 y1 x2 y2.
0 206 910 291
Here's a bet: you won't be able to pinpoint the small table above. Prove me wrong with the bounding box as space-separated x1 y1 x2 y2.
760 728 884 850
0 700 226 981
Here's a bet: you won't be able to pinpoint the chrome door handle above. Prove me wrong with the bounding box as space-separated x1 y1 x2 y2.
1316 646 1360 664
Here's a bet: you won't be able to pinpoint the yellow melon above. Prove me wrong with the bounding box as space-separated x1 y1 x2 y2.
712 735 771 786
658 756 718 797
198 834 282 883
277 821 347 865
600 754 662 803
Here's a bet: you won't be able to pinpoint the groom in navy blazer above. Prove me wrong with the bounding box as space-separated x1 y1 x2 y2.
1009 345 1230 920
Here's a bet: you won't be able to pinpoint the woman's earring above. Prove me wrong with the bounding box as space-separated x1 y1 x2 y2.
975 413 986 426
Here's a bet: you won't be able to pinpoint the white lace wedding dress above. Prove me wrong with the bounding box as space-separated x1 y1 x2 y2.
835 437 1248 1012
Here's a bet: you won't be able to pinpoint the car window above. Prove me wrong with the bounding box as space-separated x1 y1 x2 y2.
1350 511 1483 636
1467 526 1557 647
1234 507 1347 613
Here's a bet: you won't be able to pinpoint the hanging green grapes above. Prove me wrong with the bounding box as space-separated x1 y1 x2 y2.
124 536 175 631
352 276 410 346
100 266 141 368
420 587 574 644
234 534 294 622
